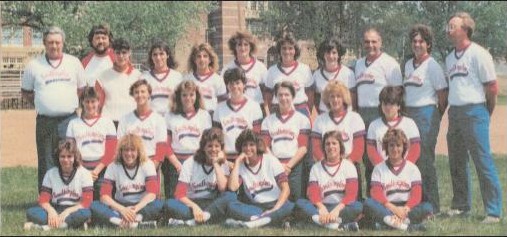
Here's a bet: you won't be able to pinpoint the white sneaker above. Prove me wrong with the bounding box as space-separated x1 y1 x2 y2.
242 217 271 228
225 218 244 228
83 222 88 230
383 215 408 230
481 216 500 224
24 222 50 231
23 222 34 230
185 212 211 226
311 215 341 230
110 217 122 226
446 209 469 217
128 221 139 229
167 218 185 226
138 220 158 229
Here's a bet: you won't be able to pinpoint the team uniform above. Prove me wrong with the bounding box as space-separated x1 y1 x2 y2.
140 69 183 116
163 109 212 198
184 72 227 113
21 53 86 191
26 166 93 228
90 160 163 226
404 56 448 213
264 62 314 117
227 154 295 224
221 58 268 105
364 160 433 226
261 110 311 201
313 66 355 113
445 42 502 217
81 48 115 86
165 158 236 222
95 66 141 124
212 98 263 160
296 159 362 226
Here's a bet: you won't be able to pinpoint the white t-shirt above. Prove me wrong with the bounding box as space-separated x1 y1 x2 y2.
309 159 357 205
264 62 314 105
371 160 421 203
166 109 212 157
41 166 93 206
184 72 227 112
178 157 230 200
117 111 167 158
404 56 448 107
221 59 268 105
313 66 355 113
84 55 114 86
140 69 183 116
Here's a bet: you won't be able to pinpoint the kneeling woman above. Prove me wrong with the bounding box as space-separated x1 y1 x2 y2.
226 129 294 228
25 140 93 230
91 134 163 228
165 128 236 226
296 131 362 231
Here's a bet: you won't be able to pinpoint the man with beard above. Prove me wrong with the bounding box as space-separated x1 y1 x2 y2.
81 23 115 86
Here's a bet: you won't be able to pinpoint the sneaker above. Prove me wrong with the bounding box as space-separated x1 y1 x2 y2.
185 212 211 226
282 221 291 230
167 218 185 226
340 221 359 232
242 217 271 228
311 215 340 230
127 222 139 229
23 222 34 231
383 215 408 230
225 218 244 228
24 222 50 231
83 222 88 230
408 223 427 232
139 220 158 229
481 216 500 224
446 209 470 217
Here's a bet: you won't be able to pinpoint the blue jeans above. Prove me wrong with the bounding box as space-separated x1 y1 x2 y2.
295 199 363 224
447 104 502 217
363 198 433 224
36 113 76 191
90 200 163 226
26 205 91 228
227 199 294 224
358 107 380 198
165 191 237 222
406 105 442 213
287 160 303 202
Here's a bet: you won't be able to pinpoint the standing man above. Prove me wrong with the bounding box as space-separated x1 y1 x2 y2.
21 26 86 191
351 28 402 198
445 12 502 223
81 23 115 86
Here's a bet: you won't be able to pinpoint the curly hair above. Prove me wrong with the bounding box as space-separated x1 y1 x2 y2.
129 79 152 97
193 128 225 165
275 33 301 60
227 31 257 57
321 80 352 110
223 67 247 86
409 24 434 53
115 134 148 165
171 80 204 114
317 37 346 66
188 43 219 73
235 129 265 155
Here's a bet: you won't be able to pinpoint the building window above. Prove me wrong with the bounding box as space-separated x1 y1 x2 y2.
32 30 43 46
2 26 23 46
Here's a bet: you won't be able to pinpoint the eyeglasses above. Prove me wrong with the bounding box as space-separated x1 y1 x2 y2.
445 24 461 32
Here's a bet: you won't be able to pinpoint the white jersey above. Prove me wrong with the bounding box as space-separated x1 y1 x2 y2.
221 59 268 104
21 54 86 116
166 109 212 157
140 69 183 116
313 66 355 113
445 42 497 106
84 55 114 86
117 111 167 158
103 160 157 204
96 68 141 121
367 116 420 161
309 159 357 205
404 57 448 107
239 153 287 204
264 62 314 105
371 160 421 203
66 116 117 168
261 110 311 160
352 53 402 107
312 110 366 156
212 98 263 155
178 157 230 200
41 166 93 206
184 72 227 112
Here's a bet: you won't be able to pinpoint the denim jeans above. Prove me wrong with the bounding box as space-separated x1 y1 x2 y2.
227 198 295 224
295 198 363 223
26 205 91 228
447 104 502 217
90 200 163 226
165 191 237 222
358 107 380 197
363 198 433 224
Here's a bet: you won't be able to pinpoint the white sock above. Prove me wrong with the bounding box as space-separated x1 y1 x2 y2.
109 217 122 226
312 215 340 230
243 217 271 228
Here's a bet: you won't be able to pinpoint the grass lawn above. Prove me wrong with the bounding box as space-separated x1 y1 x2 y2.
1 155 506 236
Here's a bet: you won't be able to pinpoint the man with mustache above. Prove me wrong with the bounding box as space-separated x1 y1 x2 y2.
81 23 115 86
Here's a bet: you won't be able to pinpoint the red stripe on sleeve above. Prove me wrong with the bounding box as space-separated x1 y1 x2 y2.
166 131 174 156
297 133 309 148
485 80 498 95
101 137 117 166
100 180 113 197
38 191 52 205
81 51 94 68
349 136 365 163
406 141 420 163
371 184 388 205
367 143 384 166
406 184 422 209
262 133 272 149
311 136 324 161
145 178 159 195
154 142 167 162
341 179 358 205
174 182 189 200
307 182 322 204
95 81 106 110
81 190 93 208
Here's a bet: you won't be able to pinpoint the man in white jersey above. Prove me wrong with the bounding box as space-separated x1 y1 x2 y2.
444 12 502 223
81 24 114 86
21 26 86 191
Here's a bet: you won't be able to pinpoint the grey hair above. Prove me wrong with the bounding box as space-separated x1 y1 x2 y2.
43 26 66 43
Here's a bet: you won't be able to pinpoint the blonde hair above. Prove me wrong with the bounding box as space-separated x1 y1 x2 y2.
188 43 219 73
321 80 352 109
450 12 475 38
115 134 148 165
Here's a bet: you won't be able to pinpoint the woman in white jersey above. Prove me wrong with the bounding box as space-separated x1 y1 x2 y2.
25 140 93 230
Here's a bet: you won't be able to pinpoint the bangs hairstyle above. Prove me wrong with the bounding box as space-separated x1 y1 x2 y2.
321 80 352 109
317 38 346 65
112 37 130 51
80 86 100 102
274 81 296 98
235 129 266 155
172 80 204 114
115 134 148 164
223 67 247 86
194 128 225 165
148 39 178 69
382 129 409 158
228 31 257 57
449 12 475 38
54 139 82 170
129 79 152 97
409 24 434 53
87 23 113 47
276 33 301 60
321 130 346 160
188 43 219 73
378 86 405 118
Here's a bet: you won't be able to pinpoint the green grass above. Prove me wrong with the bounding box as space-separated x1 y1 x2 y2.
2 155 507 236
